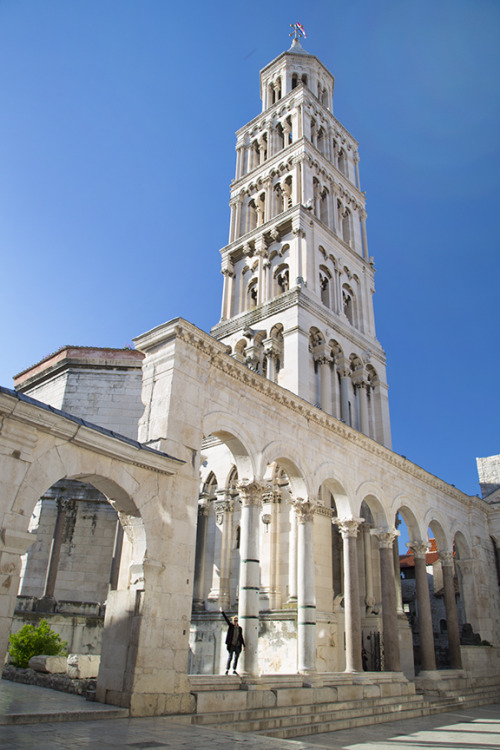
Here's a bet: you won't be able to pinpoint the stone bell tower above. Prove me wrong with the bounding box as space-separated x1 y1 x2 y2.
211 37 391 448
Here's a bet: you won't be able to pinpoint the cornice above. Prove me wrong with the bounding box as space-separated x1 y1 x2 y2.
0 386 183 477
158 319 476 509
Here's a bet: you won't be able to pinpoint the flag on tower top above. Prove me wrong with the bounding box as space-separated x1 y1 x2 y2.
290 22 307 40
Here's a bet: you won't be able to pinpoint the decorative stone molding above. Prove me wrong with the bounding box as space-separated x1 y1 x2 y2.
335 517 364 538
292 498 316 523
237 479 267 507
407 541 429 559
439 551 454 567
372 528 399 548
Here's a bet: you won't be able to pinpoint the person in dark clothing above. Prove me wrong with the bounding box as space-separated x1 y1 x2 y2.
221 609 245 674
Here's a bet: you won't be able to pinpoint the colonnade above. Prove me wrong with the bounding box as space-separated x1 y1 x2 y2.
192 477 464 676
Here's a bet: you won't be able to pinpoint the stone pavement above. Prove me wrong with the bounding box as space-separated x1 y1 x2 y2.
0 680 499 749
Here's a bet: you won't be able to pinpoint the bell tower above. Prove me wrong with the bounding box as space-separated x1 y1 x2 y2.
211 37 391 448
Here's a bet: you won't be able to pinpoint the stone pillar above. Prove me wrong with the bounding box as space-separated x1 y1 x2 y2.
408 541 436 671
220 267 235 321
0 527 35 667
40 498 67 607
363 524 376 613
439 551 462 668
294 499 317 673
268 490 282 610
337 362 351 425
393 535 403 613
216 494 234 610
373 530 401 671
354 152 361 191
192 501 209 610
237 480 265 676
288 500 298 603
337 518 363 672
109 519 124 592
292 225 306 284
313 344 332 413
360 210 369 261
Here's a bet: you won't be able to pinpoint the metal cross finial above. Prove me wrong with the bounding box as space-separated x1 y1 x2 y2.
290 23 307 41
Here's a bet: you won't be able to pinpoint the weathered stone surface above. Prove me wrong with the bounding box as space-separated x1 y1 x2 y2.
28 655 67 673
66 653 100 679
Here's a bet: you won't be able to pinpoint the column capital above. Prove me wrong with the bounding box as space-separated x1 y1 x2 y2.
237 479 267 507
438 550 454 567
335 517 364 538
371 528 400 548
407 541 429 560
312 343 332 365
292 498 317 524
198 502 210 518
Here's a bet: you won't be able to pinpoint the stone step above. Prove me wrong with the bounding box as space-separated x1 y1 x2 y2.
0 706 129 726
262 706 429 739
423 689 500 715
191 692 425 727
192 694 427 736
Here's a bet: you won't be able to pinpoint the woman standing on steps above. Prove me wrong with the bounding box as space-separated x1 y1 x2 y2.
220 608 245 675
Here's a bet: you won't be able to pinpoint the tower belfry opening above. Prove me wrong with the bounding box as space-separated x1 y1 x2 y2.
212 37 391 447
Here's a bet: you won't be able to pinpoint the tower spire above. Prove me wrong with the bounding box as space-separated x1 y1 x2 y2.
211 43 392 448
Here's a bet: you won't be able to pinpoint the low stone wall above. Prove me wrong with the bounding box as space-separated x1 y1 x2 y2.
10 610 104 655
460 645 500 680
2 664 96 697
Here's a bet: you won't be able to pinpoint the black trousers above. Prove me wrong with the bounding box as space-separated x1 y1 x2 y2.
225 648 241 671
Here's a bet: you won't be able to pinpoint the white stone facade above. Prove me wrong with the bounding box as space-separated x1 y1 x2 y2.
0 39 499 719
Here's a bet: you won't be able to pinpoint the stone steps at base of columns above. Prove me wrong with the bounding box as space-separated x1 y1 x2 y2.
420 686 500 715
188 693 428 737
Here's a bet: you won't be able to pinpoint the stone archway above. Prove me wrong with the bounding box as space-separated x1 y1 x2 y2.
0 387 199 716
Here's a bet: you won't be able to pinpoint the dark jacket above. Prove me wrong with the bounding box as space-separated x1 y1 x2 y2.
222 610 245 652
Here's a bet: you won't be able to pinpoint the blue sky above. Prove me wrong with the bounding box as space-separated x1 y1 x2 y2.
1 1 499 500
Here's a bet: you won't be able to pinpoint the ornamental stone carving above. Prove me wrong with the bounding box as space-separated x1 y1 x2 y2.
407 541 429 559
335 517 364 538
237 479 267 507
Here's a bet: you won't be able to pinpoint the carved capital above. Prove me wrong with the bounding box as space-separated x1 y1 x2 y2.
407 541 429 560
335 517 364 538
438 551 454 567
371 528 399 548
293 497 317 524
237 479 267 507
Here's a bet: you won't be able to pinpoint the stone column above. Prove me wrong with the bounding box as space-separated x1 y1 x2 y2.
373 530 401 671
216 494 234 610
237 480 265 676
408 541 436 671
40 497 67 608
294 499 317 673
313 344 332 413
363 524 376 613
337 360 351 425
360 210 369 261
337 518 363 672
109 519 124 592
393 535 403 613
292 225 306 284
354 152 361 191
288 500 298 603
220 267 235 321
192 501 210 610
439 551 462 668
268 490 282 610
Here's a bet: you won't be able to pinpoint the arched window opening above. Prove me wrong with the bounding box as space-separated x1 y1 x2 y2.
338 149 347 177
276 122 285 151
247 199 258 232
291 73 298 90
283 176 293 209
247 279 258 308
320 187 329 225
301 74 308 86
235 525 241 550
275 265 289 295
257 192 266 226
343 286 354 325
319 271 330 307
285 116 293 145
317 127 325 155
321 88 329 106
342 208 352 245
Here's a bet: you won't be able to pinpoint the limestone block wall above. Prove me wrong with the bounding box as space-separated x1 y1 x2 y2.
477 454 500 498
19 495 118 603
10 611 103 655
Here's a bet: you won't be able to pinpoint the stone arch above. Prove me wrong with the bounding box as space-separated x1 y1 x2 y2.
313 464 352 518
258 443 309 499
355 483 390 528
391 495 425 542
201 411 256 480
